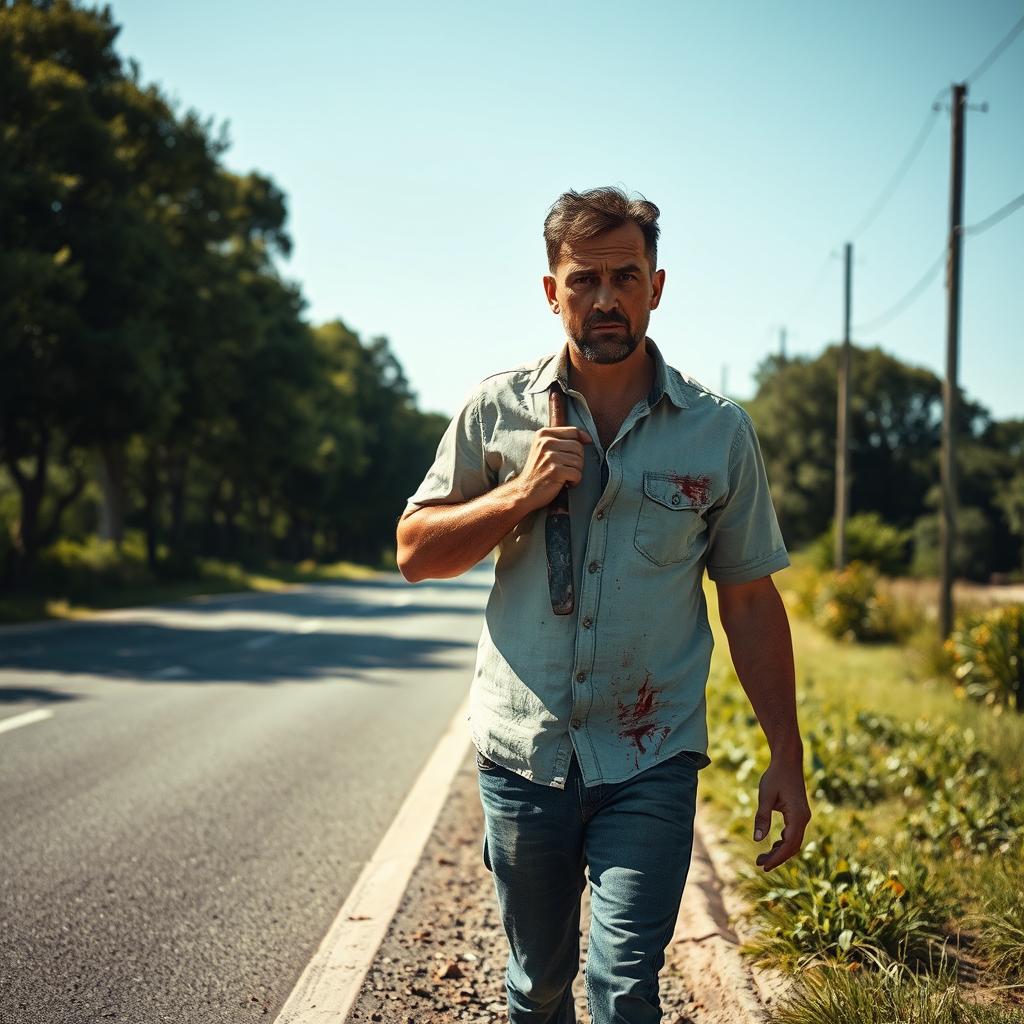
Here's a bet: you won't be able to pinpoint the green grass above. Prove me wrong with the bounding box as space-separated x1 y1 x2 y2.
774 960 1024 1024
0 532 391 624
699 563 1024 1020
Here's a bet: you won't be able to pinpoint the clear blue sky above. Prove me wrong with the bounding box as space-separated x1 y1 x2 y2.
108 0 1023 421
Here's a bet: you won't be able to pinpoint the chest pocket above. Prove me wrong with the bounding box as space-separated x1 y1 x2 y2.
634 472 706 566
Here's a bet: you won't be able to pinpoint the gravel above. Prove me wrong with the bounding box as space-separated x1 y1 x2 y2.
343 746 768 1024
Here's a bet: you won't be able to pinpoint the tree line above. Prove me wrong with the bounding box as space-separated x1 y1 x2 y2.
746 345 1024 580
4 2 1020 593
1 0 447 587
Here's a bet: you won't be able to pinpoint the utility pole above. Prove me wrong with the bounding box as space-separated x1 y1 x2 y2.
940 82 967 639
833 242 853 571
779 326 788 360
720 363 729 396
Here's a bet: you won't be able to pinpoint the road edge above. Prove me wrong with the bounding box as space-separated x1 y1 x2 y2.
273 690 473 1024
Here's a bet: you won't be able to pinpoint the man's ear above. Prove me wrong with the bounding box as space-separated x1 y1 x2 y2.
649 268 666 311
542 274 559 312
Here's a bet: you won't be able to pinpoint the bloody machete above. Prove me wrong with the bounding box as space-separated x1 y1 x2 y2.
545 384 574 615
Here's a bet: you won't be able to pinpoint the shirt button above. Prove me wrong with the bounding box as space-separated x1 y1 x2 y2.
595 510 605 520
588 560 601 573
582 616 593 629
671 493 681 505
575 670 587 682
571 718 583 729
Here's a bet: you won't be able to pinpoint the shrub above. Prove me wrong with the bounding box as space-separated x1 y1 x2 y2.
740 836 949 970
809 712 974 809
911 508 994 581
905 776 1024 857
810 514 911 576
35 533 156 589
945 604 1024 712
811 562 911 642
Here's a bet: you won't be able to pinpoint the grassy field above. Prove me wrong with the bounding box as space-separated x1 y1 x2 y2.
701 563 1024 1023
0 533 390 625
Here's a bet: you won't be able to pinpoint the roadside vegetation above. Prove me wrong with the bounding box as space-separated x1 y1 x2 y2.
701 548 1024 1022
1 2 445 611
0 531 388 624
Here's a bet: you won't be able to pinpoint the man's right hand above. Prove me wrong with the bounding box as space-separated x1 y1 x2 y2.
513 427 593 513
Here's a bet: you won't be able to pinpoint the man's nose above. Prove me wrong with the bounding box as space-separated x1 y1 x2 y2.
593 280 617 311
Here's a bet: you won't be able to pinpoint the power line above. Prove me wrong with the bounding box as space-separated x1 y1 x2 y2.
784 250 838 324
852 250 945 335
783 87 944 331
852 191 1024 335
845 101 943 241
965 11 1024 85
961 190 1024 237
781 11 1024 345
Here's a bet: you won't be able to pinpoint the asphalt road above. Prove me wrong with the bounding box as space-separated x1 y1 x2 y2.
0 566 492 1024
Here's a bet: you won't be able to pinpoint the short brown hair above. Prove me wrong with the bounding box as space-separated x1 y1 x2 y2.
543 186 661 273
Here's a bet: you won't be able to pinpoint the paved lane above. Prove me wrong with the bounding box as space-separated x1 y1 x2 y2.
0 566 491 1024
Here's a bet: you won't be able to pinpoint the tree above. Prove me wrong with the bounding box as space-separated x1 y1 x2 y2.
0 0 141 580
745 344 1000 567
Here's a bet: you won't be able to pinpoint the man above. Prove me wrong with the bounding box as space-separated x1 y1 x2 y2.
396 186 811 1024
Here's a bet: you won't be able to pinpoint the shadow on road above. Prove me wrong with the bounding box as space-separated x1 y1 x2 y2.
0 686 81 705
0 623 476 686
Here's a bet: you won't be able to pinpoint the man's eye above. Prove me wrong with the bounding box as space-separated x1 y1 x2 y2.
616 273 637 282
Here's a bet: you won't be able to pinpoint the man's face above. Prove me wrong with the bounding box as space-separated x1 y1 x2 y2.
543 221 665 365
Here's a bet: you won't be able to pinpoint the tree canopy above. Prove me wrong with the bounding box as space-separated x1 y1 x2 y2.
0 0 448 585
746 346 1023 578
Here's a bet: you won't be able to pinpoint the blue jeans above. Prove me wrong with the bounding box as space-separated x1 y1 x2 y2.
475 746 707 1024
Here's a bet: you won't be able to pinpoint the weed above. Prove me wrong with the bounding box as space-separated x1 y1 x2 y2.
739 836 950 970
774 958 1024 1024
947 605 1024 713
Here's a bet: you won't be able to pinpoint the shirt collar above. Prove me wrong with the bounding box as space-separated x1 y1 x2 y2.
526 337 689 410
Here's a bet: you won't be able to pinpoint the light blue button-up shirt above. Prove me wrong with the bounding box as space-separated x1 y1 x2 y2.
404 338 789 789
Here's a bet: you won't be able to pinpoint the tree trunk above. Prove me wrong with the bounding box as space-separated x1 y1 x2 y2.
95 443 127 545
4 428 51 587
168 451 189 557
143 450 161 571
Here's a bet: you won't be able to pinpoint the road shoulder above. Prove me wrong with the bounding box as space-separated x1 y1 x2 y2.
345 752 776 1024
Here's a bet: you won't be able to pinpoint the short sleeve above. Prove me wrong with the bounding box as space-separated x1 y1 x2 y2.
404 389 496 513
705 412 790 583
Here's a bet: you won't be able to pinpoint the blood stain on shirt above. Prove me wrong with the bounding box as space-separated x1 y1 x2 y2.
615 673 671 758
668 473 711 506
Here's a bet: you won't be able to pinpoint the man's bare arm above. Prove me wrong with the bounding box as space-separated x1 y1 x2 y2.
396 425 592 583
716 575 811 871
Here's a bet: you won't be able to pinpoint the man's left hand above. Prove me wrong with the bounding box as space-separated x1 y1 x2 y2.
752 753 811 872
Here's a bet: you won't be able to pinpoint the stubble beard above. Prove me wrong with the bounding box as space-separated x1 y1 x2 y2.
571 321 647 365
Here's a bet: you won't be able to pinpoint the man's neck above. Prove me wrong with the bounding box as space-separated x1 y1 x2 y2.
566 337 655 411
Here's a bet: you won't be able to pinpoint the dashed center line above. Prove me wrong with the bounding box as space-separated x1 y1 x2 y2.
0 708 54 735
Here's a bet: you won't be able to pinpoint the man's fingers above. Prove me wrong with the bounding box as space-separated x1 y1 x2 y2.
756 821 808 871
752 811 772 843
757 835 804 871
541 426 592 443
753 788 775 843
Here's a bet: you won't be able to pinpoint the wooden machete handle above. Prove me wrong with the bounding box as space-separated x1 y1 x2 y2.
545 384 574 614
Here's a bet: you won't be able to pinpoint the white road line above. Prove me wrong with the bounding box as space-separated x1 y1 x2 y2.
273 690 472 1024
0 708 54 735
